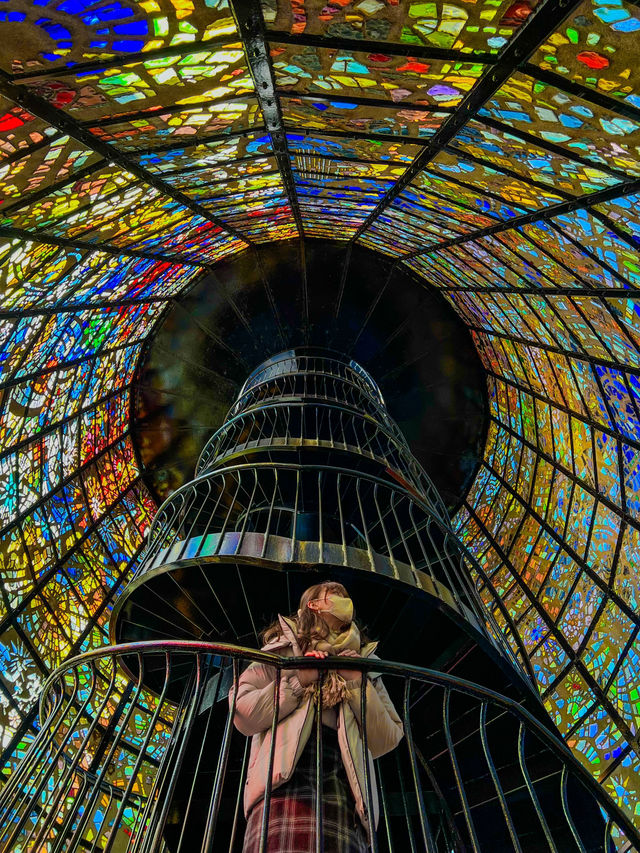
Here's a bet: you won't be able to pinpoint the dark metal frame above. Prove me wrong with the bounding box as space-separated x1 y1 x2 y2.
1 639 637 852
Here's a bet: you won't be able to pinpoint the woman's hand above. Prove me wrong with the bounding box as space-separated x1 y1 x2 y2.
297 650 328 687
337 649 363 684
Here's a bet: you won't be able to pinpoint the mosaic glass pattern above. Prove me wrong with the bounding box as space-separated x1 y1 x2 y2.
1 0 640 833
261 0 540 53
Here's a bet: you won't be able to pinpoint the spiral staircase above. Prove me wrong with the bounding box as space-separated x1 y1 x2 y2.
0 349 637 852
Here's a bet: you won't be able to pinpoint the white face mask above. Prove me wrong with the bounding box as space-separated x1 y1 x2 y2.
321 594 354 623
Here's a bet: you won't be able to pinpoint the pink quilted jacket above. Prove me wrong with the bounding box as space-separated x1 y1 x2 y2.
229 616 404 834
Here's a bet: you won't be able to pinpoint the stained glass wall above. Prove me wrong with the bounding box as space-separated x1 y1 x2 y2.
1 0 640 831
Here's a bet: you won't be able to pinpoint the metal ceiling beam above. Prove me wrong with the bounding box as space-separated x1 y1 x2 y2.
0 468 144 633
251 245 288 348
0 158 106 217
465 499 639 766
291 135 604 210
400 174 640 262
133 125 267 157
0 384 128 463
521 62 640 126
156 153 275 178
485 415 640 612
350 0 591 242
230 0 304 238
478 115 634 183
0 338 153 393
444 220 634 296
291 153 410 168
418 163 535 212
266 29 498 66
0 225 208 268
0 73 251 247
441 142 576 199
277 89 455 114
0 294 186 320
2 130 65 168
267 28 640 129
283 123 436 147
467 322 640 377
484 365 640 455
85 93 257 130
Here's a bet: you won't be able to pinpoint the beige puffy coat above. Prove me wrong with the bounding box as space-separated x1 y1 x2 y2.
230 616 404 835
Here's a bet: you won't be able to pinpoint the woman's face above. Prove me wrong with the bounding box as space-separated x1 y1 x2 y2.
308 586 353 626
311 586 348 613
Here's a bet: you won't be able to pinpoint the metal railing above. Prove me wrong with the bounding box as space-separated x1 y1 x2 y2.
239 353 384 405
228 369 393 425
132 462 533 682
194 400 445 515
0 641 636 852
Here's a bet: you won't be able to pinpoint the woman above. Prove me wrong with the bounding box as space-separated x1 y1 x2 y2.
231 580 404 853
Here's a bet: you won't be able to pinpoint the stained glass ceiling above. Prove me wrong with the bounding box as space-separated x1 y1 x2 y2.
1 0 640 831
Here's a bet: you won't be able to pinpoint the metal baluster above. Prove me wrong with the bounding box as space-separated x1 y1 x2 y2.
318 470 324 563
408 500 436 583
403 678 436 852
175 655 221 853
61 656 147 852
0 662 80 821
396 746 417 853
229 737 251 852
337 472 348 565
372 483 398 578
129 655 198 853
315 672 324 853
360 670 379 853
193 473 228 559
415 743 465 852
604 817 613 853
390 492 415 571
102 652 172 853
559 765 587 853
258 668 281 853
237 468 259 551
4 657 118 852
517 723 559 853
443 688 481 852
291 468 300 559
377 757 394 853
478 701 522 852
356 477 375 571
178 477 213 559
144 654 205 853
116 793 144 853
92 784 117 852
202 658 240 852
260 467 279 558
214 470 243 554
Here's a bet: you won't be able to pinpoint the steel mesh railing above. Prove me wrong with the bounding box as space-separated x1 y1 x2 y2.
0 641 637 853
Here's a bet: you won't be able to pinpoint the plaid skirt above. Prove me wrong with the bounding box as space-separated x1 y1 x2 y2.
242 725 370 853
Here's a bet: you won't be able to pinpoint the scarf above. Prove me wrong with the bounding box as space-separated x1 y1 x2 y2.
302 621 362 708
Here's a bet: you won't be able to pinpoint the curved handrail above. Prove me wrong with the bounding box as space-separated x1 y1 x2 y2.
238 353 384 405
143 461 467 550
35 639 640 849
228 368 388 421
197 400 411 472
